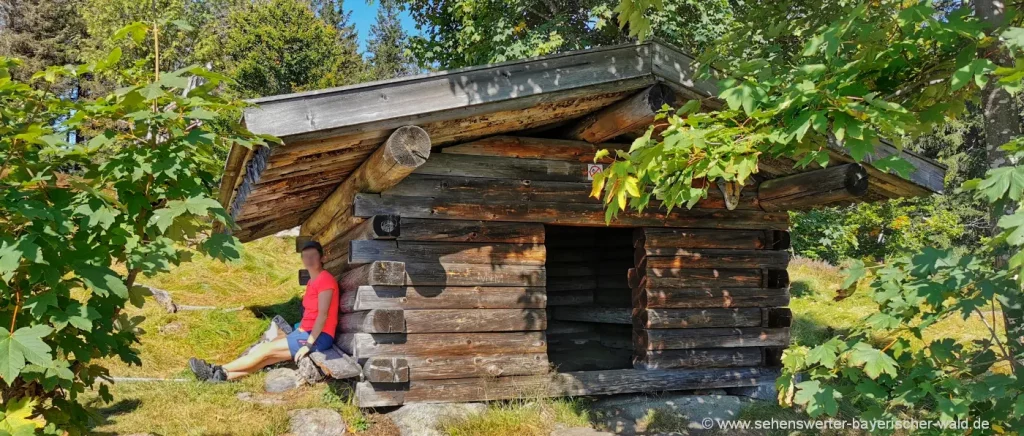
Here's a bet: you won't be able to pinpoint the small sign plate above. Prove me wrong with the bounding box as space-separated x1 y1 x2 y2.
587 164 604 181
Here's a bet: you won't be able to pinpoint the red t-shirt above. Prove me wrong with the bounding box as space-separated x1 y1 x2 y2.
299 271 339 338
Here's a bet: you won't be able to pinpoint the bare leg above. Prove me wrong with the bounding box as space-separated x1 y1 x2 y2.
220 338 292 380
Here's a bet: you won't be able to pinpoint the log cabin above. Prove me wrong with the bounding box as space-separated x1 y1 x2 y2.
216 40 946 407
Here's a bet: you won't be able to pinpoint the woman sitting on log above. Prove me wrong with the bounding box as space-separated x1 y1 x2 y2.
187 241 340 382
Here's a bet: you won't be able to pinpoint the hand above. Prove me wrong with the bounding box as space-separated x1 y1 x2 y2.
293 345 310 361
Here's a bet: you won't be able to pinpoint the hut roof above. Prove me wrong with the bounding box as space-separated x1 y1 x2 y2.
219 40 946 242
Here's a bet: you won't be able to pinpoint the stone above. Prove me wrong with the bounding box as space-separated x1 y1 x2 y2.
387 403 487 436
589 393 754 435
288 408 345 436
264 367 302 393
236 392 287 406
158 321 184 335
296 357 326 384
550 427 615 436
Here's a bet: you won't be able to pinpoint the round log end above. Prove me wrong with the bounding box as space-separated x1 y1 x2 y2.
384 125 432 167
845 164 870 196
647 84 677 112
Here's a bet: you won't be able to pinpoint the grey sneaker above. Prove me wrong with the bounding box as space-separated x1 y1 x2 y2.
189 357 215 381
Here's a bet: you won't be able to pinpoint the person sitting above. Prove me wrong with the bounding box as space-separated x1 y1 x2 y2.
187 241 340 382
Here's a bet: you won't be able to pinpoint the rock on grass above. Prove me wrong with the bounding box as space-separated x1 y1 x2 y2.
288 408 345 436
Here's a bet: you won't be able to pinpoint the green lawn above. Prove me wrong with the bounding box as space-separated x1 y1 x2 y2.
83 238 996 435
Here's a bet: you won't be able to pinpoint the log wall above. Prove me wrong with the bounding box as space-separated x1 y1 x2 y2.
315 136 792 406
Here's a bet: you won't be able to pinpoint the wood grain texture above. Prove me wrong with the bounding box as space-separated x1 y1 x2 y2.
634 308 764 329
633 348 764 370
635 248 791 269
758 164 869 212
336 332 547 360
442 136 628 162
403 262 546 287
403 309 547 333
635 327 791 350
633 287 791 309
340 286 546 311
565 84 675 143
348 240 546 266
397 218 545 243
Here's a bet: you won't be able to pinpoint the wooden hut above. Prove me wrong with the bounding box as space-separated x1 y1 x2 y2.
217 41 945 407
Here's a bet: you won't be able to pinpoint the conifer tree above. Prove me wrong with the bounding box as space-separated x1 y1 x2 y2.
366 0 416 80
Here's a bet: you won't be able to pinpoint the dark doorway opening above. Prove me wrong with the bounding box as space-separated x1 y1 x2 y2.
544 225 636 372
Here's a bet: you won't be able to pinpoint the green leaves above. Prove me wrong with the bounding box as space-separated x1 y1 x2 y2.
794 380 841 417
848 343 898 379
0 397 40 436
951 59 995 91
719 80 766 115
0 326 53 382
75 264 128 298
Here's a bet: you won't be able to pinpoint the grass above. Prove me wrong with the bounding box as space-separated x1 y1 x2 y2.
84 239 1000 435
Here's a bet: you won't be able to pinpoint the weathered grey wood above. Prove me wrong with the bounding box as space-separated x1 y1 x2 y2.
339 261 406 291
349 240 546 266
404 263 546 287
636 248 791 269
336 332 547 360
635 327 791 350
403 309 547 333
363 357 410 383
397 218 544 243
340 309 406 333
395 353 550 380
354 367 780 407
634 287 791 309
634 228 788 250
354 194 790 230
442 136 628 162
633 268 789 289
415 153 593 182
550 307 632 324
565 85 675 143
651 41 719 100
340 286 546 311
309 345 362 379
634 348 764 370
304 126 432 242
634 308 763 329
758 164 869 212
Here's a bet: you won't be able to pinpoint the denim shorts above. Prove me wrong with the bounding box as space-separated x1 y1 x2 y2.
285 329 333 357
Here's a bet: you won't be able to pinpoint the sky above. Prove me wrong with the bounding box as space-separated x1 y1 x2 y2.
346 1 420 55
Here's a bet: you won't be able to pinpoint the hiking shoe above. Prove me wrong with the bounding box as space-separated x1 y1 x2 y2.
189 357 215 381
211 366 227 382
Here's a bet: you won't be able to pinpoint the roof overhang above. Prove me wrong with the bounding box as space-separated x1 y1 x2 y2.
220 40 946 242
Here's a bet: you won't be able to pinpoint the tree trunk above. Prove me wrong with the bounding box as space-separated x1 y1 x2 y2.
976 0 1024 372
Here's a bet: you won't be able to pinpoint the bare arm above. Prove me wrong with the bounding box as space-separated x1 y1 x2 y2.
306 289 334 345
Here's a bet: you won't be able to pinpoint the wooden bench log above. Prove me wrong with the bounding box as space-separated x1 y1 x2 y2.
309 345 362 380
635 327 791 350
340 286 546 311
336 332 547 360
634 228 791 250
634 308 764 329
758 163 869 212
304 126 431 241
339 261 406 291
348 240 546 266
550 307 632 324
354 367 781 407
634 348 764 370
635 248 791 270
633 287 791 309
369 353 550 381
564 84 676 143
404 262 546 287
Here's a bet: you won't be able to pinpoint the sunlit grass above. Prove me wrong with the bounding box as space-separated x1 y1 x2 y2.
440 398 592 436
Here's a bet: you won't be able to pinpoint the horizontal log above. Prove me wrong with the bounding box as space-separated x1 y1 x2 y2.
309 345 362 379
404 262 546 287
633 268 789 289
354 367 781 407
441 136 628 163
634 287 791 309
549 346 633 372
363 357 410 383
635 327 791 350
565 84 675 143
354 194 790 230
547 290 595 306
634 228 791 250
414 153 592 182
390 353 550 381
340 286 546 311
339 261 406 291
758 164 869 212
336 332 547 360
397 218 545 243
634 348 764 370
550 307 632 324
403 309 547 333
340 309 405 333
634 308 763 329
636 248 791 270
349 240 546 266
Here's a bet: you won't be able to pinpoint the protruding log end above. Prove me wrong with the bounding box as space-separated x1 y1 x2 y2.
383 125 432 169
757 164 870 212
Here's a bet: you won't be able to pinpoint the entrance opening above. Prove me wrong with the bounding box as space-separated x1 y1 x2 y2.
545 225 636 372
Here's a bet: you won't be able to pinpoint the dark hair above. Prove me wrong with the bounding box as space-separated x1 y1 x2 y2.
300 240 324 258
